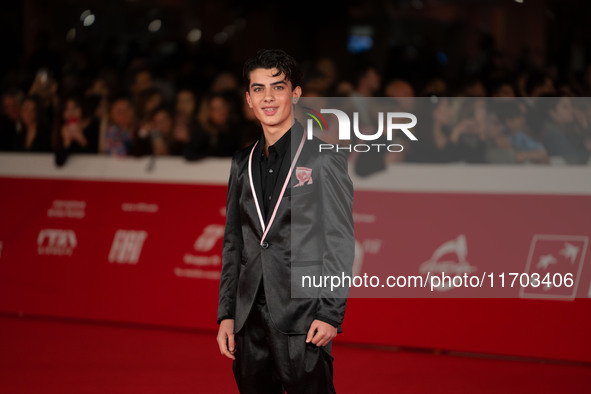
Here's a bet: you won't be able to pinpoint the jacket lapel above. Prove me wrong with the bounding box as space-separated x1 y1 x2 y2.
247 139 266 234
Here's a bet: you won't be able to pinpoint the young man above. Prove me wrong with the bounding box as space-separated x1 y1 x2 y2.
216 49 354 393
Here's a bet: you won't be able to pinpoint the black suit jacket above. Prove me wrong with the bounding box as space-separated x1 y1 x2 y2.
217 123 355 334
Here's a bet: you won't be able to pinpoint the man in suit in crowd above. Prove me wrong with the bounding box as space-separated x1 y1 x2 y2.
216 49 355 393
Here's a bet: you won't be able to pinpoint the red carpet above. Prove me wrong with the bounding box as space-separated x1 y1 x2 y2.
0 315 589 393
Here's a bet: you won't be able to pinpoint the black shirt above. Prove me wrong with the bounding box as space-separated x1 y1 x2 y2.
258 128 291 219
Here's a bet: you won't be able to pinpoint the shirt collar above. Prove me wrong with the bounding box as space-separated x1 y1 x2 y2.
259 125 292 159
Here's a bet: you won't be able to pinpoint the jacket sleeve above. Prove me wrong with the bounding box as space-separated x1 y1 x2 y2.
217 154 243 324
315 151 355 327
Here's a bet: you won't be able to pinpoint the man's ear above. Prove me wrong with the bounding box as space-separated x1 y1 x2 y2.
292 86 302 103
245 91 253 108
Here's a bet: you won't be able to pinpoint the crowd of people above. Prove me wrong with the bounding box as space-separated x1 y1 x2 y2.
1 52 590 168
0 66 260 166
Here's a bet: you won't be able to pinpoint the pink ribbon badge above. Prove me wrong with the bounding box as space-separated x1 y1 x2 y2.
295 167 313 187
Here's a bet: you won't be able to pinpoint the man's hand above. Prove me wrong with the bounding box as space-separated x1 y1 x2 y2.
306 320 337 347
217 319 236 360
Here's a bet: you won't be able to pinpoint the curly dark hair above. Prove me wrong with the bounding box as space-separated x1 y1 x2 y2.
243 49 302 91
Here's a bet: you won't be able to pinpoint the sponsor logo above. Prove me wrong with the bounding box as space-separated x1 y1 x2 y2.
108 230 148 264
121 203 159 213
37 229 77 256
47 200 86 218
521 234 588 300
193 224 225 252
419 234 476 291
352 213 376 223
352 238 381 277
178 224 225 279
183 254 221 266
174 267 220 279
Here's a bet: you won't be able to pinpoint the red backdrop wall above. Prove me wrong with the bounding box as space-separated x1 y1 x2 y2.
0 155 589 363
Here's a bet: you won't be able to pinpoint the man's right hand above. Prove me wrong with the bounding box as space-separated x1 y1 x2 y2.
217 319 236 360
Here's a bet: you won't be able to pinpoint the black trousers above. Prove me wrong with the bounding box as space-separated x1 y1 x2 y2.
232 298 335 394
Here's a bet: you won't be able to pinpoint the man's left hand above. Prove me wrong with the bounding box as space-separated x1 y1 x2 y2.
306 320 337 347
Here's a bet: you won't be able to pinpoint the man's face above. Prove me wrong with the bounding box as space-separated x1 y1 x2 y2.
111 99 133 128
246 68 301 134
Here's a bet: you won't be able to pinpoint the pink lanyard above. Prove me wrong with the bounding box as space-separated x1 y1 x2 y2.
248 131 306 245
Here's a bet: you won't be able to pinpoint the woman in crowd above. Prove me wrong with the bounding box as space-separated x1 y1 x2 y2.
12 96 52 152
171 89 197 154
130 106 177 157
55 95 101 166
184 91 241 160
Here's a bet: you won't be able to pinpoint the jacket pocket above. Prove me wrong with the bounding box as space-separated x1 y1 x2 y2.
284 184 315 198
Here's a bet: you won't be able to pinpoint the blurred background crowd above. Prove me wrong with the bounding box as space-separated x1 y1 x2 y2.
0 0 590 166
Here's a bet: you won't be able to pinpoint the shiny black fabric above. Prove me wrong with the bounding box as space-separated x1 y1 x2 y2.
217 122 354 392
217 123 354 334
233 300 335 394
